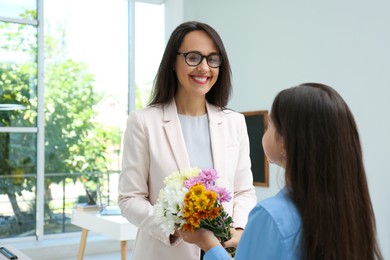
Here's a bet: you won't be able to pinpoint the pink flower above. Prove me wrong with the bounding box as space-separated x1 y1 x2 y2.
184 168 218 189
214 186 232 203
199 168 218 183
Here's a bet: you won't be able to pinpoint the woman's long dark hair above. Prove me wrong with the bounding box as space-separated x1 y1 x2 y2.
149 21 232 108
271 83 382 259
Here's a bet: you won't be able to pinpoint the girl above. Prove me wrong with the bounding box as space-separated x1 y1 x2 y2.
180 83 383 260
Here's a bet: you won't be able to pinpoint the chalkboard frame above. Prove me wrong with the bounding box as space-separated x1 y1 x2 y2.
242 110 269 187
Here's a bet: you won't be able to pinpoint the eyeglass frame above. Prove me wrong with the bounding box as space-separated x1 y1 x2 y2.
177 51 223 68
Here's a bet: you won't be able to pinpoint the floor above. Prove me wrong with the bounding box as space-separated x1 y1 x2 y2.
60 251 133 260
5 234 134 260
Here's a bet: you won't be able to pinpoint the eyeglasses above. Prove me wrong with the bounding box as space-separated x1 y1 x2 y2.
177 51 222 68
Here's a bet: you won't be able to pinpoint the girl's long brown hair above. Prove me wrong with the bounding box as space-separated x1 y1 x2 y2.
271 83 382 259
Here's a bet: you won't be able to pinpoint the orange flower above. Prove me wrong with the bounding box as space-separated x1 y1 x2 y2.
181 223 195 232
209 206 221 220
187 215 201 228
195 210 209 220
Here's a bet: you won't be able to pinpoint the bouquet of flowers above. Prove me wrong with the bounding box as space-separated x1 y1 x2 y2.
154 167 235 255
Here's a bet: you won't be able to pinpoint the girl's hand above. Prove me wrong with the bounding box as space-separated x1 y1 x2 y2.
179 228 221 252
222 228 243 249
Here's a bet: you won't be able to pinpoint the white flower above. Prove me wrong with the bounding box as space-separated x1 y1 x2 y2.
154 176 190 236
164 167 201 186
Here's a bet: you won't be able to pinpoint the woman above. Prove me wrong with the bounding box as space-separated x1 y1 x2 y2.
118 21 257 260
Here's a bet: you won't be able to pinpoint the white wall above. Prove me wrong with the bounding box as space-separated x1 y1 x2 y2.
179 0 390 258
164 0 183 41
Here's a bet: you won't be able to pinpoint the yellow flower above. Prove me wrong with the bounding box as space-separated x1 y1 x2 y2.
190 183 205 196
193 192 209 211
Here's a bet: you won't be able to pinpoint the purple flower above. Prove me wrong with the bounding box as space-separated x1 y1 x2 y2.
184 177 200 189
200 168 218 183
184 168 218 189
183 168 231 203
214 186 232 203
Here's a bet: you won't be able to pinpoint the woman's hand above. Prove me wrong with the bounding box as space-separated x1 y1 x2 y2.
179 228 221 252
169 229 181 244
221 228 243 249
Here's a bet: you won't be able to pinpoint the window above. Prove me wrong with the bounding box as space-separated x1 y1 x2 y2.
135 2 164 108
0 0 39 238
0 0 164 240
43 0 129 235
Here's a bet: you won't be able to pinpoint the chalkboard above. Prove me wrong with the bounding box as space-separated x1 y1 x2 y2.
242 111 269 187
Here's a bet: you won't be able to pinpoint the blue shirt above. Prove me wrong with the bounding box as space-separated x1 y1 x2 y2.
205 188 302 260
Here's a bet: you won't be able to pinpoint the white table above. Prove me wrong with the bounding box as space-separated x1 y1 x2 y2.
71 209 138 260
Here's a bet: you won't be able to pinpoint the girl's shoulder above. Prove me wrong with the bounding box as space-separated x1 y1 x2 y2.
259 189 297 214
254 189 301 238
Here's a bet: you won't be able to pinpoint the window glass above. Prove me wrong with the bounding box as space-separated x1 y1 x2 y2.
135 2 164 108
0 0 37 19
0 132 37 238
0 21 38 127
43 0 128 234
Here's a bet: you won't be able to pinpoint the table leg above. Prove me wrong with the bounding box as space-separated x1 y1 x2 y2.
77 229 89 260
120 240 127 260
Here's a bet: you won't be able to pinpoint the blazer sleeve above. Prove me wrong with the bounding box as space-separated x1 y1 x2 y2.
118 111 174 246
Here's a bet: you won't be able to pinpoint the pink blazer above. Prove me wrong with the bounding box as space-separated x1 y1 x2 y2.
118 100 257 260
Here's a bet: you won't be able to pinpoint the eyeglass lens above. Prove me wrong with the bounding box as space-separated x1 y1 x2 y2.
183 52 222 68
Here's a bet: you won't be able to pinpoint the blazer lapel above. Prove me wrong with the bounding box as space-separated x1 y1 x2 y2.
207 102 225 176
162 100 190 170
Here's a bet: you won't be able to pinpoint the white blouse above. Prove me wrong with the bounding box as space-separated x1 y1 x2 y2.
178 113 213 169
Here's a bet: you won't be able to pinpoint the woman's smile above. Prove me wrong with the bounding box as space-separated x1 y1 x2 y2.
191 75 210 84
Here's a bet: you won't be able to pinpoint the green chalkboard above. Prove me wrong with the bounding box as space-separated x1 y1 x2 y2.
242 111 269 187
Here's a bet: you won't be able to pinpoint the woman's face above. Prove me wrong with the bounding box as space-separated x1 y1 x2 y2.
175 30 220 99
262 117 286 168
